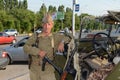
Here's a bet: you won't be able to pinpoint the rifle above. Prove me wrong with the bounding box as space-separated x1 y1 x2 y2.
41 41 77 80
42 56 63 75
41 31 77 80
60 41 77 80
60 41 96 80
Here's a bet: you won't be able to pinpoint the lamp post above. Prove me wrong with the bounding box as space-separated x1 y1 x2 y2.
72 0 76 37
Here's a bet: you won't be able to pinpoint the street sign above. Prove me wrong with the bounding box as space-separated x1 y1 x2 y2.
52 12 57 20
57 12 64 20
75 4 79 12
52 12 64 20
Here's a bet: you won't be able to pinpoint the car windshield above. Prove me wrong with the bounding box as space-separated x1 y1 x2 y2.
10 30 16 32
13 36 29 47
4 30 8 32
4 29 16 32
0 33 3 36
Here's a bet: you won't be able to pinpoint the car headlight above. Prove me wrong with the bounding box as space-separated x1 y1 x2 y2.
2 51 8 58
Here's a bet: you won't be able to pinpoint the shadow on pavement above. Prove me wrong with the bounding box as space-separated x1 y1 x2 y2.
10 61 28 65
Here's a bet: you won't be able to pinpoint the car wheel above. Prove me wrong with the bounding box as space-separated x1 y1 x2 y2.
12 40 16 44
6 57 10 65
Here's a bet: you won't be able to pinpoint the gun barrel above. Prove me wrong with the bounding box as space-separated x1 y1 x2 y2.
44 56 63 75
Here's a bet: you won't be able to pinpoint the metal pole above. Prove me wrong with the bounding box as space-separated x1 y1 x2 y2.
72 0 76 37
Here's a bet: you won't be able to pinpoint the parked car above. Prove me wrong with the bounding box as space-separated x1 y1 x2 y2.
82 29 91 33
1 36 29 64
59 27 71 34
0 32 16 44
4 29 18 36
35 28 42 33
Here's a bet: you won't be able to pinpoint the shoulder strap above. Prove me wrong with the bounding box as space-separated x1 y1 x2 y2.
51 34 54 48
35 33 54 49
34 33 39 47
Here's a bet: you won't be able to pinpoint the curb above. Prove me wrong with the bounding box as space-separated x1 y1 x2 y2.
17 33 33 37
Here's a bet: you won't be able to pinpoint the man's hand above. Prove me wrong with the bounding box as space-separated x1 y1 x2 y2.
58 42 64 52
39 50 46 58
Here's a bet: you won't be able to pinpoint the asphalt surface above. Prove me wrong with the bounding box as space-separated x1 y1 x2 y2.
0 62 30 80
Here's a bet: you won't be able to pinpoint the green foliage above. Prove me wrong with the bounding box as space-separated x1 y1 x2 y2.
36 3 47 28
0 22 3 31
22 20 32 33
9 9 35 33
0 1 103 34
48 5 57 13
58 5 64 12
23 0 28 9
0 0 4 10
64 8 72 29
75 14 80 30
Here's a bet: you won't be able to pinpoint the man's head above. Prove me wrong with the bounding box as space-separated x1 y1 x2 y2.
42 13 54 34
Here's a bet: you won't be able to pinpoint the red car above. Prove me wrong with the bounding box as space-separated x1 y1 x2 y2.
0 32 16 44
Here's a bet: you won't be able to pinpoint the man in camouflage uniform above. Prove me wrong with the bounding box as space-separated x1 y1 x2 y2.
23 13 72 80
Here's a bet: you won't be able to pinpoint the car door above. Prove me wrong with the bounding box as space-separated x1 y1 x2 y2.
0 36 5 44
0 33 11 44
3 33 12 43
9 38 28 61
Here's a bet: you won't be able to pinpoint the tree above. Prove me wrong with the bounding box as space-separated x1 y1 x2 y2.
14 20 20 33
0 1 99 33
18 0 27 9
0 10 15 30
23 0 27 9
36 3 47 27
7 20 15 29
8 9 36 33
48 5 57 14
0 0 4 10
14 0 18 8
0 22 3 31
58 5 64 12
64 7 72 29
4 0 10 11
39 3 47 14
75 14 80 30
3 0 27 11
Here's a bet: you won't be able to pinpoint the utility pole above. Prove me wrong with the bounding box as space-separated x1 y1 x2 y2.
72 0 76 37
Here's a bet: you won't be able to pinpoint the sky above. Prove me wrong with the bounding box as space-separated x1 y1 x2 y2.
27 0 120 16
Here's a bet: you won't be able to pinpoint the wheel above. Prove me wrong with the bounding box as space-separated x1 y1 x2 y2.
1 56 11 68
92 32 117 61
6 56 10 65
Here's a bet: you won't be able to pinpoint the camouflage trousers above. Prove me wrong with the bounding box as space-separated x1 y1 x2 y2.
29 64 56 80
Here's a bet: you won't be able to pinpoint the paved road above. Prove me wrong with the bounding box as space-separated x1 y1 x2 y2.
0 62 29 80
0 36 30 80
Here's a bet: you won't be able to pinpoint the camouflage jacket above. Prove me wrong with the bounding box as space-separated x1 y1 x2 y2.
23 32 72 64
